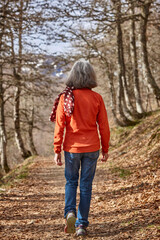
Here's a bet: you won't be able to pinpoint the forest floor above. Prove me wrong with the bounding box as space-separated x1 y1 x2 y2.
0 111 160 240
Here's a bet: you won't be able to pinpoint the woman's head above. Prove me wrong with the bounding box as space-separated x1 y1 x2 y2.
66 60 97 89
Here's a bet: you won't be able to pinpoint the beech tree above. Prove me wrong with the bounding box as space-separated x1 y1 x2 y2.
12 0 31 159
139 0 160 100
0 0 11 173
129 0 144 115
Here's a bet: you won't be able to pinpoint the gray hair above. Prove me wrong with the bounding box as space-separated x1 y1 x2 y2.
66 60 97 89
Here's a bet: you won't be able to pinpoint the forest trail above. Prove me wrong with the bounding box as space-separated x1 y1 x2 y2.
1 112 160 239
0 154 159 240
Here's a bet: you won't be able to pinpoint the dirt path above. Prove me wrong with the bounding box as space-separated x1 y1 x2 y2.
0 155 160 240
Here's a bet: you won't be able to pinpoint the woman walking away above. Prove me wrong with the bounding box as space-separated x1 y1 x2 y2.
50 59 110 236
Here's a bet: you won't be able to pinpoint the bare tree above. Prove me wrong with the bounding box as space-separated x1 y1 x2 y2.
139 0 160 100
0 0 10 173
0 66 9 173
12 0 31 159
111 0 140 125
129 0 145 114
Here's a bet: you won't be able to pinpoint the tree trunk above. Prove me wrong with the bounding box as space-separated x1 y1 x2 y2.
130 2 144 115
140 1 160 100
0 66 9 173
112 0 139 125
117 70 135 125
13 0 31 159
113 0 137 125
28 98 37 156
14 84 31 158
105 61 126 126
0 3 9 173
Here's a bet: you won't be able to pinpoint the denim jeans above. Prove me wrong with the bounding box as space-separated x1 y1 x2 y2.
64 150 99 227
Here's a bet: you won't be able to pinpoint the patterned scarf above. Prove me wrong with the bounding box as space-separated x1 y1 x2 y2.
49 86 75 122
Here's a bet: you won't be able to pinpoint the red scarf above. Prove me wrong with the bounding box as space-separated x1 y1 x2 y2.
49 86 75 122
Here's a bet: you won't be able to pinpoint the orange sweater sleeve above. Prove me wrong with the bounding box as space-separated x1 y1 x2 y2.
54 95 65 153
97 96 110 153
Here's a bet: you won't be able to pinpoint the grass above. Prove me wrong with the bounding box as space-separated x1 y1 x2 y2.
109 130 132 152
110 125 137 150
110 165 132 179
139 224 160 232
120 220 135 227
0 156 35 190
146 225 157 229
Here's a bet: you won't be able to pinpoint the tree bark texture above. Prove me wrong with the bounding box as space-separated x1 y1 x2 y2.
0 4 10 173
140 1 160 100
105 61 126 126
130 2 144 114
0 65 9 173
113 0 137 125
14 86 31 158
13 0 31 159
28 98 37 156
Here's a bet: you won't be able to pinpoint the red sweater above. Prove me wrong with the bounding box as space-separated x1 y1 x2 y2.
54 88 110 153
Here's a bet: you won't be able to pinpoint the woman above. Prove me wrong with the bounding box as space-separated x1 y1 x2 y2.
50 60 110 236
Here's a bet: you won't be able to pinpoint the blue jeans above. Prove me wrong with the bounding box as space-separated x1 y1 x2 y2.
64 150 99 227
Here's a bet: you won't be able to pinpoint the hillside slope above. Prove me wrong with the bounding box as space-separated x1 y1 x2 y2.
110 110 160 175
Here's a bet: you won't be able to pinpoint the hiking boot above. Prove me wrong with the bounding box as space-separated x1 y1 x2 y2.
76 225 87 236
64 211 76 233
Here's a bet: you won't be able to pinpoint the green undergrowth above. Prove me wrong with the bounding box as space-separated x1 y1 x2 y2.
0 156 35 191
110 166 132 179
109 162 132 179
110 125 136 149
110 110 160 150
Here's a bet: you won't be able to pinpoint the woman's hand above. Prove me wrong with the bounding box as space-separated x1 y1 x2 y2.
101 152 109 162
54 153 63 166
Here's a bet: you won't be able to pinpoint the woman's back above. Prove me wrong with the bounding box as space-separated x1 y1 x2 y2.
63 88 102 153
67 88 100 130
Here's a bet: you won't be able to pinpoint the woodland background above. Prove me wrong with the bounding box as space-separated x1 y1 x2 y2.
0 0 160 174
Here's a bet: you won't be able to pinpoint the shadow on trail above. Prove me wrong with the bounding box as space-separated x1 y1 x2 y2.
92 180 160 200
0 192 64 201
0 223 63 235
88 217 159 238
